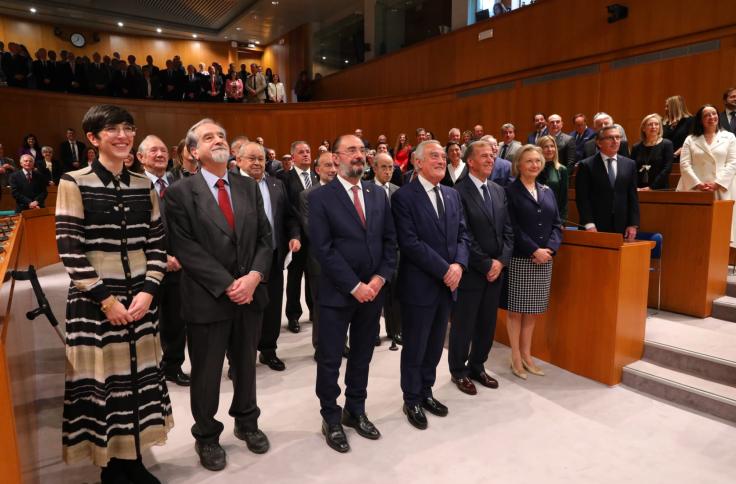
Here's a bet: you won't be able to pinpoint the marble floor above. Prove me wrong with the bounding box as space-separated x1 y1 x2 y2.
17 264 736 483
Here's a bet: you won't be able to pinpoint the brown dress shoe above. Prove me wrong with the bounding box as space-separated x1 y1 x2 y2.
470 371 499 389
451 376 477 395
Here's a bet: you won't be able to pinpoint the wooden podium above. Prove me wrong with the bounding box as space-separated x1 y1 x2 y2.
495 230 653 385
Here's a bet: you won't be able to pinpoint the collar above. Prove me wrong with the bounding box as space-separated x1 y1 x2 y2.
337 174 361 192
602 154 618 162
144 169 166 185
468 172 487 190
201 166 230 187
418 174 439 192
373 180 389 188
294 165 311 177
92 159 130 186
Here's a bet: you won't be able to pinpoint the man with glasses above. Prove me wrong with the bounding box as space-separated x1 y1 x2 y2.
576 125 639 240
308 135 397 453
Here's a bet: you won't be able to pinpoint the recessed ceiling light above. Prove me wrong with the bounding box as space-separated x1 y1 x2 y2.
344 60 349 64
236 27 242 31
117 21 124 27
192 34 198 38
254 40 260 45
156 27 162 33
29 7 37 13
272 1 279 5
321 56 326 60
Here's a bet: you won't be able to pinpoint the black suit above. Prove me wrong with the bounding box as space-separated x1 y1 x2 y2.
575 153 640 234
166 170 273 443
449 176 513 378
86 62 111 96
32 59 54 90
59 140 87 173
298 185 323 349
720 111 736 135
161 69 185 100
284 168 319 323
9 169 48 212
553 132 577 167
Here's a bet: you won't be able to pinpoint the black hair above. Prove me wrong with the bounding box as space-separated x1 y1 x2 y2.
82 105 135 138
691 104 720 137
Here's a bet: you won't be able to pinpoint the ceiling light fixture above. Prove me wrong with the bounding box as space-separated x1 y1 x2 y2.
321 56 326 60
255 40 260 45
272 1 279 5
192 34 198 38
117 21 124 27
236 27 242 31
29 7 37 13
156 27 162 33
344 60 349 64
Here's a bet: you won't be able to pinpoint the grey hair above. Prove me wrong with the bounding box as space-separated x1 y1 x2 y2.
230 135 249 151
593 112 613 123
290 140 309 155
186 118 226 152
501 123 515 130
448 127 460 136
373 152 393 166
137 134 163 155
414 140 442 161
237 141 265 159
41 145 54 154
480 135 498 144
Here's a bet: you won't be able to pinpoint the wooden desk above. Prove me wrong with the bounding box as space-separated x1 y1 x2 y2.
0 186 58 212
568 190 733 317
495 231 653 385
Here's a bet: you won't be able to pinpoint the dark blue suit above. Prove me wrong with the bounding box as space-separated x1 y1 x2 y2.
392 178 469 405
570 128 596 162
504 178 563 258
490 157 513 186
308 177 397 424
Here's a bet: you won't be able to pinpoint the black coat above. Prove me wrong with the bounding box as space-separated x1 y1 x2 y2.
9 169 48 212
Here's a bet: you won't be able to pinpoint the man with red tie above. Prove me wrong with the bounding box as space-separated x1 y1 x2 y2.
165 119 273 471
10 153 47 212
139 135 190 387
308 134 397 453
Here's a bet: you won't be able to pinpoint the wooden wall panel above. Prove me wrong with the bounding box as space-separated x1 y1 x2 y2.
261 24 310 103
0 16 233 68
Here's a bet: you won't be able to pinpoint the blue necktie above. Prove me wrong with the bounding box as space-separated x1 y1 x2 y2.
606 158 616 187
480 183 494 214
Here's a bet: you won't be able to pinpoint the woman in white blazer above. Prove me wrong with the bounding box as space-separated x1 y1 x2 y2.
677 104 736 244
267 73 287 103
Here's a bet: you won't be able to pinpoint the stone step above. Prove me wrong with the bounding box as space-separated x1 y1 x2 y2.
643 318 736 386
622 360 736 424
711 295 736 323
726 275 736 297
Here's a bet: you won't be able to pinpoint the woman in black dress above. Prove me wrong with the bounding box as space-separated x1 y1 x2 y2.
631 113 674 190
536 135 569 220
663 95 693 160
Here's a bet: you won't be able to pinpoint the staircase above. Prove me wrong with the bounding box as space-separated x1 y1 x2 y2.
622 279 736 424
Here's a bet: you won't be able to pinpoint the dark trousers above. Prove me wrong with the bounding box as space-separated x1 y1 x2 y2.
383 277 402 338
316 297 383 424
306 253 321 349
159 271 186 373
400 293 451 405
187 309 262 443
448 274 504 378
258 250 284 354
285 246 313 321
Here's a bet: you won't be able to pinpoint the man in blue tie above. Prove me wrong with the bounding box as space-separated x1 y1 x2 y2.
392 140 470 429
308 134 397 453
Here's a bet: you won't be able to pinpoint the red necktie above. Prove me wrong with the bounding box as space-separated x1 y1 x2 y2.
26 172 32 183
216 179 235 230
211 77 216 94
351 185 366 227
156 178 167 199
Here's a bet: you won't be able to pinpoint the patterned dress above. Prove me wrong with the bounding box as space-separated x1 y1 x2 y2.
55 160 173 466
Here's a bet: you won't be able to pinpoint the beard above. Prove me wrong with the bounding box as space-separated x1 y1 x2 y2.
340 158 365 178
211 148 229 164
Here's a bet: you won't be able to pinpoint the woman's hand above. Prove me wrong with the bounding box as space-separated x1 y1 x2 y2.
532 248 553 264
128 292 154 321
105 300 134 325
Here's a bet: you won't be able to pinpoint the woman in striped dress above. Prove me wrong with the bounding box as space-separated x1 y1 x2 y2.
56 105 172 483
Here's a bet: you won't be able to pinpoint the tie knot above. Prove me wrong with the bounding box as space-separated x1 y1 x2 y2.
216 179 226 188
157 178 167 187
351 185 360 193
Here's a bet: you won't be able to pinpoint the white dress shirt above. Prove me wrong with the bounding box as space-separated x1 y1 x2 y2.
584 154 617 229
448 160 466 183
294 166 312 189
337 174 365 218
418 174 444 217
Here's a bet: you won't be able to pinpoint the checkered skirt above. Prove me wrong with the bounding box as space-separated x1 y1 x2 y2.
501 256 553 314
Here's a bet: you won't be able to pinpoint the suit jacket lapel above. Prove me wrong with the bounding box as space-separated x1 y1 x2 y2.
230 175 250 241
466 180 495 227
413 180 445 234
194 172 235 240
594 154 615 193
332 179 365 229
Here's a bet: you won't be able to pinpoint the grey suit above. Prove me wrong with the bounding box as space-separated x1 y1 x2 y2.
373 181 402 339
498 140 521 162
299 184 323 348
553 132 577 167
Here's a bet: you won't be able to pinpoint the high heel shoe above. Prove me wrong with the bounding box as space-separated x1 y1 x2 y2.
522 359 545 376
509 359 527 380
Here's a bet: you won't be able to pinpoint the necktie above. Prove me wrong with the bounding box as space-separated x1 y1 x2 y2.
730 112 736 132
26 171 32 183
500 144 508 160
480 183 494 214
384 184 391 205
433 186 445 220
156 178 167 199
607 158 616 187
215 179 235 230
351 185 366 227
301 170 312 189
71 141 77 161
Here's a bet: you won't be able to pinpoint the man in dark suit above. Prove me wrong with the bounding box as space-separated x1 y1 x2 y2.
308 134 397 453
160 59 184 100
371 153 402 347
10 154 47 212
570 113 596 162
166 119 273 471
719 87 736 134
32 48 54 91
449 141 513 395
284 141 319 333
59 128 87 174
86 52 111 96
235 141 301 371
392 140 469 430
576 125 639 240
139 135 190 387
547 114 577 167
583 113 630 158
527 113 548 144
298 151 338 353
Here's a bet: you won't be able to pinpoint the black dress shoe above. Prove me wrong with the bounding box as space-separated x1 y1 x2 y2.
422 397 448 417
195 441 226 471
394 333 403 345
341 410 381 440
343 344 350 358
375 335 381 346
288 319 301 333
451 376 477 395
234 426 270 454
100 459 128 484
165 369 191 387
321 420 350 453
469 371 499 389
259 352 286 371
389 339 398 351
123 458 161 484
403 403 428 430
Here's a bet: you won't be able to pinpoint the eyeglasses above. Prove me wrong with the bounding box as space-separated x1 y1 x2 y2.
102 124 136 136
600 135 622 142
336 147 367 156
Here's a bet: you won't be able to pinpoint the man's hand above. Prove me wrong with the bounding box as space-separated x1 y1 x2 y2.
29 201 39 209
486 259 503 282
443 263 463 291
366 275 385 296
352 282 377 303
624 226 637 241
586 226 598 232
128 292 154 321
226 272 261 305
288 239 301 253
166 255 181 272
